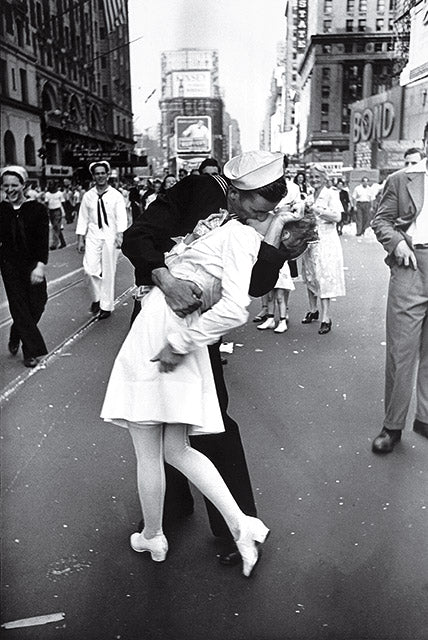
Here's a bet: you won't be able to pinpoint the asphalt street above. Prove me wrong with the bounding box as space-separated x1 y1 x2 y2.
1 225 427 640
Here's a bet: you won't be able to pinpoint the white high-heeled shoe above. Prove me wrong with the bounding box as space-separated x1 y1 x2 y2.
235 516 270 577
130 531 168 562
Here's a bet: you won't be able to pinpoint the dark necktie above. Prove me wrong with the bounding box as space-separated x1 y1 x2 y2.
97 191 109 229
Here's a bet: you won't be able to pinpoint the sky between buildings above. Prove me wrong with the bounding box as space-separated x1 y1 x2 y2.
128 0 287 151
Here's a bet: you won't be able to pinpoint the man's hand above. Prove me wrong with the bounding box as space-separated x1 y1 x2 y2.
77 235 85 253
394 239 417 270
152 268 202 318
30 263 45 285
151 344 184 372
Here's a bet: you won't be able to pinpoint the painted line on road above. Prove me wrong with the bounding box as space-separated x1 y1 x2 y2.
0 285 135 407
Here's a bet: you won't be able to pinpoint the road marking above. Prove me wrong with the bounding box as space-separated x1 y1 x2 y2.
0 286 134 407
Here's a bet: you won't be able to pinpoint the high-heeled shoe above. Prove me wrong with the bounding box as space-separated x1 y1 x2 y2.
318 320 332 335
301 310 319 324
130 531 168 562
235 516 270 577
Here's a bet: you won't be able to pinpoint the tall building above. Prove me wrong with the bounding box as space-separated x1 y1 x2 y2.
0 0 134 184
158 48 228 174
297 0 397 166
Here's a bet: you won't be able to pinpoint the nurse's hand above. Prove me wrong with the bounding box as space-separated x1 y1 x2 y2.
151 344 184 373
152 268 202 318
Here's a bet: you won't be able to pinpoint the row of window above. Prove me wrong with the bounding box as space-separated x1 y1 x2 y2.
342 0 396 11
323 16 395 32
320 40 394 54
4 131 36 166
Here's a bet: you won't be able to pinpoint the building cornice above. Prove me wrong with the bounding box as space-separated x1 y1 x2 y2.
0 95 42 116
298 32 395 76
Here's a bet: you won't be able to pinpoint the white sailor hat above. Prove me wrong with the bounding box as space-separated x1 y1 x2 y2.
223 151 284 190
89 160 111 174
0 165 28 183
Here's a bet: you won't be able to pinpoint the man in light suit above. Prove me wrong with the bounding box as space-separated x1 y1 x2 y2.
371 122 428 453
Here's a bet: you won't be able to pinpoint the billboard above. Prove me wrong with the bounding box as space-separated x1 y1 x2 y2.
171 71 211 97
175 116 212 153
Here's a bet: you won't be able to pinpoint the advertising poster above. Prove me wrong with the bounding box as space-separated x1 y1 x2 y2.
175 115 212 153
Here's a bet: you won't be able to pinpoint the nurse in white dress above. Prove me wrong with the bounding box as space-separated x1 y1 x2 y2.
301 164 346 335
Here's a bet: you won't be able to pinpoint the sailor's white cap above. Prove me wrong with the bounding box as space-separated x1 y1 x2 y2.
223 151 284 190
89 160 111 174
0 165 28 183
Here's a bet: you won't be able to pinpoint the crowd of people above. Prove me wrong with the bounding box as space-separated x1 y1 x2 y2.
1 130 427 578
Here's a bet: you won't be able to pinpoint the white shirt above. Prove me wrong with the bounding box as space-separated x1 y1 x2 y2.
352 184 373 203
44 190 65 209
76 185 128 240
406 158 428 245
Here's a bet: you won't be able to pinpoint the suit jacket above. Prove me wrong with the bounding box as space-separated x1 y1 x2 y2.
122 173 286 297
371 164 425 265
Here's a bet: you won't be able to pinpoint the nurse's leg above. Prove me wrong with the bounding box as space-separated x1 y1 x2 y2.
128 423 165 538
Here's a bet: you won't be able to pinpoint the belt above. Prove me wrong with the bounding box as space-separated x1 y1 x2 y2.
413 244 428 249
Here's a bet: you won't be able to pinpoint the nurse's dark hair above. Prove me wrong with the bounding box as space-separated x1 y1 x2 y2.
423 121 428 141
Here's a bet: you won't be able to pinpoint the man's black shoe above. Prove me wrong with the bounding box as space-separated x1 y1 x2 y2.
8 340 19 356
372 428 402 454
23 357 39 368
218 543 241 566
413 419 428 439
98 310 111 319
90 301 100 314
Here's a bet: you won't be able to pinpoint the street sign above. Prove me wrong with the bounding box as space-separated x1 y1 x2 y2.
67 150 130 166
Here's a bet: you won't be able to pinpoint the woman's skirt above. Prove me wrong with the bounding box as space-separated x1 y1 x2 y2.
100 287 225 436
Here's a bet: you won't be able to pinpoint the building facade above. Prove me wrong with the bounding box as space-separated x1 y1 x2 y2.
295 0 398 167
158 48 229 174
0 0 134 184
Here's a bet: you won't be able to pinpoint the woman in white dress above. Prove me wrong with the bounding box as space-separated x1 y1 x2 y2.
301 164 346 335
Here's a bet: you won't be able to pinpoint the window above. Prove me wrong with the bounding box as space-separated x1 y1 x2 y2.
389 0 396 9
322 44 332 53
321 86 330 98
5 5 14 34
359 0 367 10
102 84 108 97
36 2 42 28
388 18 394 30
376 18 384 31
346 19 353 32
347 0 355 10
324 0 332 13
0 59 8 96
345 42 354 53
24 135 36 165
374 42 383 52
4 131 17 165
322 67 331 81
323 19 332 33
101 56 107 69
358 19 366 31
20 69 28 102
100 27 105 39
16 21 24 47
11 67 16 91
376 0 385 10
